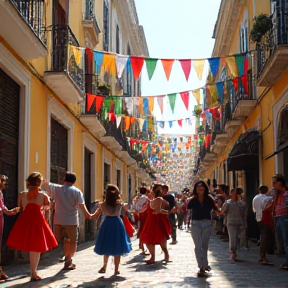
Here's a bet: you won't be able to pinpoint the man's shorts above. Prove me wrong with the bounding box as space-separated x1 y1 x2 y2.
54 225 78 244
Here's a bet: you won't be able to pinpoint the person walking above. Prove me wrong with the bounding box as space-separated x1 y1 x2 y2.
42 171 91 270
7 172 58 281
187 180 221 276
252 185 273 265
0 174 19 282
92 184 131 275
221 188 248 262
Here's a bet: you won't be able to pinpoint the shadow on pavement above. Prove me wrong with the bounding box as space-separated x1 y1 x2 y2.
78 275 126 287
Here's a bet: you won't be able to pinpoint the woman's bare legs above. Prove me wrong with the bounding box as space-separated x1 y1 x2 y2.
160 241 169 262
145 244 155 263
98 255 109 273
29 252 41 279
114 256 121 274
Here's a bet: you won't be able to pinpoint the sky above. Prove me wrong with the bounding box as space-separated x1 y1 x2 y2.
134 0 222 135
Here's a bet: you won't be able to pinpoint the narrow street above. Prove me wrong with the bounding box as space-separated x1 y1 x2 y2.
3 229 288 288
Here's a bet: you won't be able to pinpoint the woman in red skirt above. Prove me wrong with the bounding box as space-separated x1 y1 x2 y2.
139 184 171 264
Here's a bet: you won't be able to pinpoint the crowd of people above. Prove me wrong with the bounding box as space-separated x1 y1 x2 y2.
0 171 288 282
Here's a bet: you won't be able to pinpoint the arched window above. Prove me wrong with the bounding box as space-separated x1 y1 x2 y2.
278 106 288 147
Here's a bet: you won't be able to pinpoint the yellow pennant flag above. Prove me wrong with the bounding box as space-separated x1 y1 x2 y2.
192 89 201 104
225 56 238 78
148 97 154 115
101 53 116 76
193 59 205 81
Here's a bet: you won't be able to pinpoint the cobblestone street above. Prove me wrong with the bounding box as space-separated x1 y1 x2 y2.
2 228 288 288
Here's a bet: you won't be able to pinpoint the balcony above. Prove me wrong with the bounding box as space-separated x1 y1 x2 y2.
101 136 123 151
232 99 256 119
225 119 241 138
117 151 136 166
82 0 101 47
44 25 85 103
0 0 47 60
257 8 288 86
80 115 106 139
215 133 230 147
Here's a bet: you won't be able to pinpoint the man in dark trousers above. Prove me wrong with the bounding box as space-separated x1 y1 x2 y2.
162 184 177 244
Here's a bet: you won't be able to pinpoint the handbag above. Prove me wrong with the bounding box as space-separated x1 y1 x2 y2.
122 216 135 237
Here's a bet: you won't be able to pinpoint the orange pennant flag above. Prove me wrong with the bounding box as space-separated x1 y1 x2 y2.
125 116 131 131
131 117 136 124
161 59 174 81
86 93 96 112
148 97 154 115
95 95 104 113
138 98 143 115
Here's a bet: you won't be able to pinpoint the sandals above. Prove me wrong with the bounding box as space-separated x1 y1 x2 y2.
114 271 120 275
30 275 42 282
98 267 106 273
145 259 155 265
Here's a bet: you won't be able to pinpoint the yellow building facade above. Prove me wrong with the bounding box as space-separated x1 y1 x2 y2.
198 0 288 239
0 0 150 262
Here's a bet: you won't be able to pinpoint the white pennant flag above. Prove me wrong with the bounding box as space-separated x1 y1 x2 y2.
116 55 129 78
116 116 122 128
125 98 134 115
137 118 145 131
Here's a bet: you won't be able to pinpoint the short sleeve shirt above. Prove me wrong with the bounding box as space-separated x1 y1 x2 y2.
50 183 85 226
187 196 217 220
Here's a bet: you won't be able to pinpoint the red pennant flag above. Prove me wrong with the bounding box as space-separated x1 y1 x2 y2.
177 119 183 127
130 56 145 79
241 75 249 94
95 96 104 113
179 59 192 81
180 91 189 111
232 77 239 92
86 93 96 112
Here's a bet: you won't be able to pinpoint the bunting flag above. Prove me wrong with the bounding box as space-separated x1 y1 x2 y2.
148 97 155 115
69 45 84 67
86 93 96 112
193 59 205 81
177 119 183 127
167 93 177 113
208 57 220 78
215 82 224 104
145 58 158 80
101 53 116 76
96 96 104 113
161 59 174 80
241 75 249 94
168 121 173 128
179 59 192 81
235 54 245 76
116 116 122 128
130 56 145 79
137 98 143 115
157 96 165 114
143 98 149 115
180 91 189 111
124 97 134 115
93 51 104 74
225 56 238 78
114 98 122 115
192 89 201 104
137 118 145 131
116 55 129 78
232 77 239 92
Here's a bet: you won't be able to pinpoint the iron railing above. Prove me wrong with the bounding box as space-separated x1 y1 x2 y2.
83 0 100 34
47 25 85 93
11 0 46 44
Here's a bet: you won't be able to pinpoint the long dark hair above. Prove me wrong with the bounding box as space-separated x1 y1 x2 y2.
192 180 209 197
105 184 121 207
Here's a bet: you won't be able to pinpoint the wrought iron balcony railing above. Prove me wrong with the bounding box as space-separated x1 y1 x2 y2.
83 0 101 34
47 25 85 93
11 0 46 44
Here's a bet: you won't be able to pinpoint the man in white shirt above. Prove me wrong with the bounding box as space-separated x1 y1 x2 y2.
252 185 273 265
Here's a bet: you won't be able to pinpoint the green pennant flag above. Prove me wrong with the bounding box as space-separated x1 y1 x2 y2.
145 58 158 80
168 93 177 114
114 98 122 115
235 54 245 76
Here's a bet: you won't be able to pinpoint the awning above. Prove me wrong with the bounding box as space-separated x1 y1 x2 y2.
227 130 261 171
264 142 288 160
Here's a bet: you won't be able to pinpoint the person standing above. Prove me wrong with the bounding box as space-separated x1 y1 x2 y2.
7 172 57 281
92 184 131 275
273 176 288 270
252 185 273 265
0 174 19 282
42 171 91 270
187 180 221 275
221 188 248 262
162 185 177 244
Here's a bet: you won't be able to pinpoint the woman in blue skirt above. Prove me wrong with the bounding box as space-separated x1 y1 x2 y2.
92 184 131 275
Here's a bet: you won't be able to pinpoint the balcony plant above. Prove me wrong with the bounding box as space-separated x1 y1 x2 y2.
250 14 273 43
193 104 203 117
97 83 111 96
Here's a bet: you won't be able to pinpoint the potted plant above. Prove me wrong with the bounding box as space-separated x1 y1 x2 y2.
97 83 111 96
250 14 273 43
193 104 203 117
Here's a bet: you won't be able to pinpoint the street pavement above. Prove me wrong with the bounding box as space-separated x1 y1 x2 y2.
2 228 288 288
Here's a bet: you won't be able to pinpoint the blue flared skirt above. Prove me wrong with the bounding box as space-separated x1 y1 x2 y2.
94 216 132 256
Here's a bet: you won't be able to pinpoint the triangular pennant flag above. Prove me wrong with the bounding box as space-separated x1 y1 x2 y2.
137 98 143 115
137 118 145 131
130 56 145 79
148 97 155 115
157 96 165 114
192 89 201 104
93 51 104 74
225 56 238 77
143 98 149 115
124 97 133 115
179 59 192 81
215 82 224 104
168 121 173 128
180 91 189 111
158 121 165 129
161 59 174 80
145 58 158 80
232 77 239 92
116 55 129 78
86 93 96 112
207 85 219 107
167 93 177 113
125 116 131 131
193 59 205 81
116 116 122 128
95 96 104 113
131 117 136 124
101 53 116 76
114 98 122 115
208 57 220 78
235 54 245 76
241 75 249 94
177 119 183 127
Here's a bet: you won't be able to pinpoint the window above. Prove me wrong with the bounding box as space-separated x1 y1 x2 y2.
278 107 288 147
116 25 120 54
240 22 248 53
103 2 109 51
117 169 121 189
